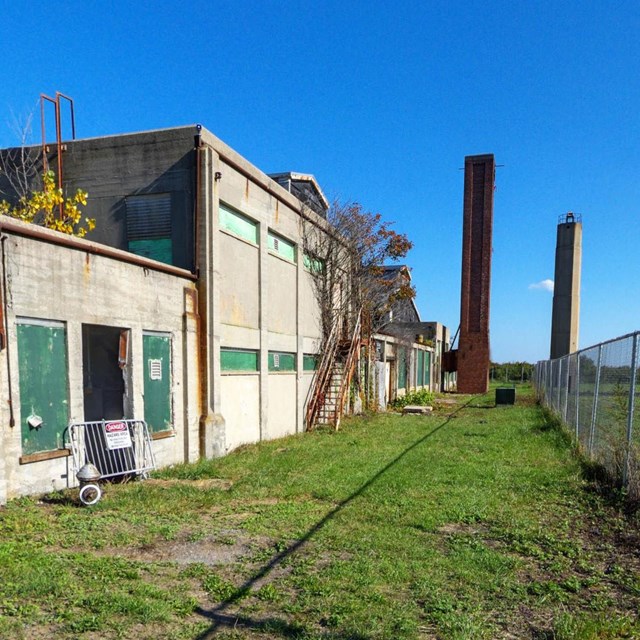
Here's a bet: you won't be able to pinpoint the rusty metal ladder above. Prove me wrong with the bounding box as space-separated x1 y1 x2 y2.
306 309 362 430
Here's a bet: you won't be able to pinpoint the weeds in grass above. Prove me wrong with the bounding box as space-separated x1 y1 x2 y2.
1 387 639 639
389 388 435 409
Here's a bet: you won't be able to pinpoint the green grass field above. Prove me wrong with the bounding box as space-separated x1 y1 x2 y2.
1 385 639 639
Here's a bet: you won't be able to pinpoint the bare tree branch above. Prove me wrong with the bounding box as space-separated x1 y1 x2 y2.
0 105 41 201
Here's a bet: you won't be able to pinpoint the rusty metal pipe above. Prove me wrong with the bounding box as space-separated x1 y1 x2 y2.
193 136 211 458
40 94 57 173
54 94 64 219
56 92 76 140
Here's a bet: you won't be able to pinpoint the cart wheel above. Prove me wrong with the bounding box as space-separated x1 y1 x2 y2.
79 483 102 506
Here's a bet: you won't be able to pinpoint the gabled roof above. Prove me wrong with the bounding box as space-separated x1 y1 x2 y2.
380 264 421 322
268 172 330 217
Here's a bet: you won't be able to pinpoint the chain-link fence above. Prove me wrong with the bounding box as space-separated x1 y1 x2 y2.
534 331 640 496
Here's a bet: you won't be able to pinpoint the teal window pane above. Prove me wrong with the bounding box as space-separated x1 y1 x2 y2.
303 253 325 274
129 238 173 264
303 354 319 371
268 351 296 372
417 349 424 385
219 203 258 244
221 348 258 372
268 232 296 262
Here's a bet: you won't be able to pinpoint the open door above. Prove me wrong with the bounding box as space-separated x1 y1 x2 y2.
83 325 129 421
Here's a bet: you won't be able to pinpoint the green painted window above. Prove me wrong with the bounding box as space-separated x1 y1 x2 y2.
17 320 69 454
303 253 325 274
221 348 258 372
398 347 407 390
219 203 258 244
268 231 296 262
417 349 424 386
269 351 296 372
423 351 431 386
126 193 173 264
143 332 172 433
303 354 319 371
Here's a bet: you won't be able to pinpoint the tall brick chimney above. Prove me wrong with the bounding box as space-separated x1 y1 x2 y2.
457 154 495 394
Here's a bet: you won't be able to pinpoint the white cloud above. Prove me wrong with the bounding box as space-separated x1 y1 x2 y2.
529 279 554 293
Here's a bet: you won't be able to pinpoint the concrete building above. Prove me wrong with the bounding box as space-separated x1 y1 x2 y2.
550 213 582 359
0 124 437 502
0 218 199 504
456 154 495 394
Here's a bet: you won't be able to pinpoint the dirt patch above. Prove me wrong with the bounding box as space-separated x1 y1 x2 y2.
437 521 491 537
90 530 261 566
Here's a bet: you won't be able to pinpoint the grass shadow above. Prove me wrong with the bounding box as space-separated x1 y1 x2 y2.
195 608 370 639
193 395 481 639
38 491 77 507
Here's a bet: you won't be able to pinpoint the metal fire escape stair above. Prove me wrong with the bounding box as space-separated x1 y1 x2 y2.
306 309 362 430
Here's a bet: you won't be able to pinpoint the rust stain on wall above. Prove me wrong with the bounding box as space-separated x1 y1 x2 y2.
83 253 91 284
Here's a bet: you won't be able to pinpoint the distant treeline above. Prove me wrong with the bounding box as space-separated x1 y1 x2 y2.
490 361 534 383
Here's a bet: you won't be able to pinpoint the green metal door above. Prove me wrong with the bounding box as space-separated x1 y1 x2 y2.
17 321 69 454
143 332 172 433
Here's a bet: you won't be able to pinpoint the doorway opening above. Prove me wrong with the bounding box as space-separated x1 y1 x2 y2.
82 324 130 422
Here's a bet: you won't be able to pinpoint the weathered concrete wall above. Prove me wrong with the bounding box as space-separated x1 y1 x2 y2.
267 374 297 439
301 270 322 339
0 222 196 503
373 333 434 405
198 127 323 453
267 255 296 335
55 128 197 271
220 375 260 451
219 232 260 329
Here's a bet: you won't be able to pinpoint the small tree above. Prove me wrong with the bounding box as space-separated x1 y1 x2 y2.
302 200 414 410
0 170 94 238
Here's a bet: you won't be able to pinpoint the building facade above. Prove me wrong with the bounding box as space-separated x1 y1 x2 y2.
0 125 436 503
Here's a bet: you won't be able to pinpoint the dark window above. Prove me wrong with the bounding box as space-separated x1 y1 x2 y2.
126 193 172 264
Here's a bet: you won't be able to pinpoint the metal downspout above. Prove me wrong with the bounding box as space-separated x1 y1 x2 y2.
194 133 209 457
1 235 15 428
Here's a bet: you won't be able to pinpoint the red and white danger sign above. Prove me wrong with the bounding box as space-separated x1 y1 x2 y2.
104 421 133 450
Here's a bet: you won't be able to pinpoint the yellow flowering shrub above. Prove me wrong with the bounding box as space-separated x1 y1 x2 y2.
0 170 95 237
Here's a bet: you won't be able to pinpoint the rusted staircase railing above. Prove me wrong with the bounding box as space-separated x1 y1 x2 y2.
306 309 363 431
334 309 362 430
305 313 342 430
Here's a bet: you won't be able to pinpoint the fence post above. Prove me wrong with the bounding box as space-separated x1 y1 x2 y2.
623 332 639 487
556 358 563 413
589 344 603 457
575 353 580 441
563 356 570 424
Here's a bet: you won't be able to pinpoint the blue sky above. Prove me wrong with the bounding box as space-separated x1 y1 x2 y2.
1 1 639 363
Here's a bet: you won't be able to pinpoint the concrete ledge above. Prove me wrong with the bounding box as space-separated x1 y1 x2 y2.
402 405 433 415
20 449 71 465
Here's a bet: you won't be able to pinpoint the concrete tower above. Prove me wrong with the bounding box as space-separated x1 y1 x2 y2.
457 154 495 394
550 213 582 359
